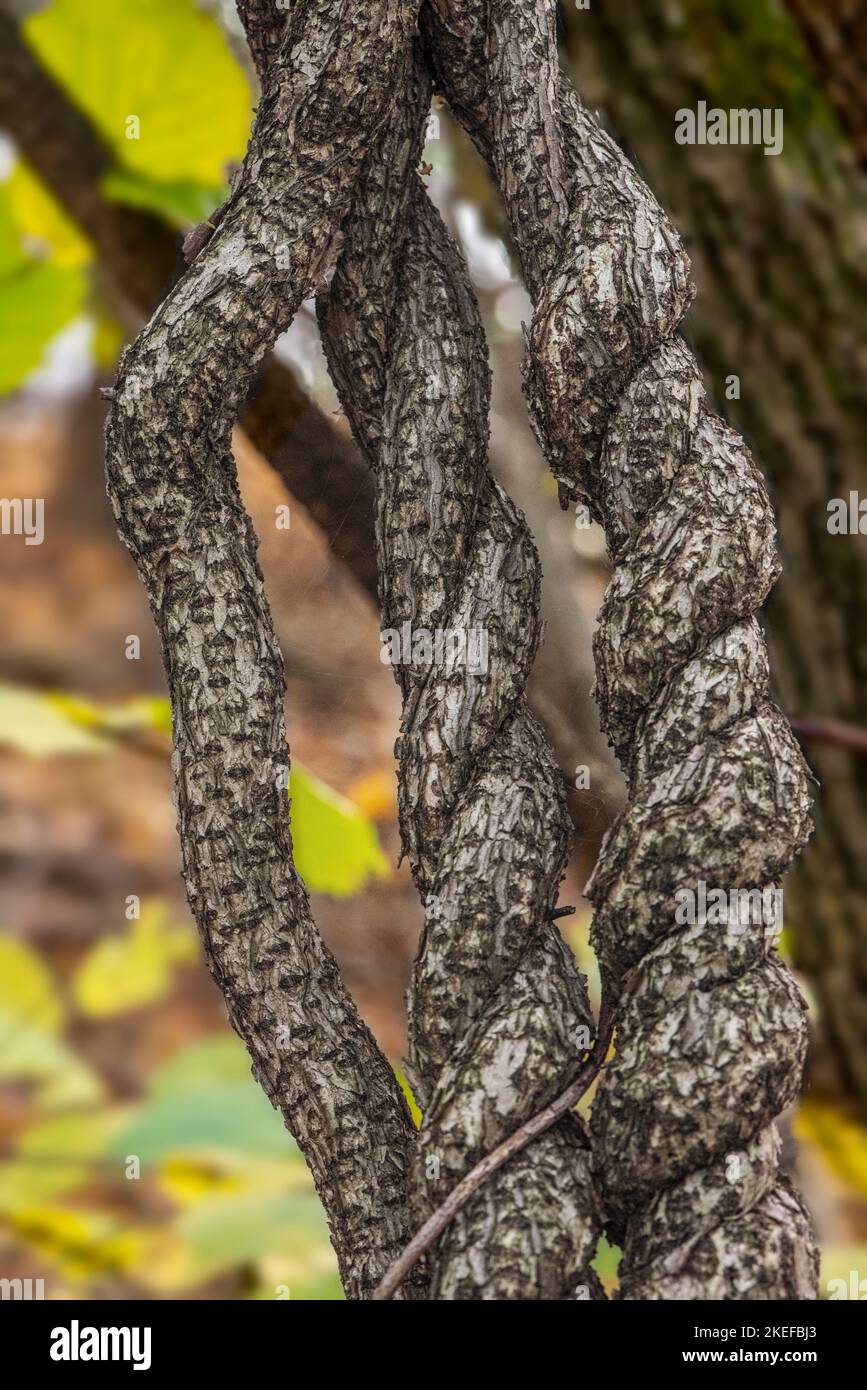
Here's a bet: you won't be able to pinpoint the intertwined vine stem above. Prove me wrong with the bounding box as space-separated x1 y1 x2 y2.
421 0 819 1298
104 0 425 1301
105 0 818 1300
318 35 602 1302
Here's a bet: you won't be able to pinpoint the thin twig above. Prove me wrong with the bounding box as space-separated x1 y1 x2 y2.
790 717 867 756
371 992 620 1301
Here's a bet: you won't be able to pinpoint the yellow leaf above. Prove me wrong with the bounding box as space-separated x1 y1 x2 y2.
0 937 64 1033
26 0 253 189
393 1066 421 1129
795 1098 867 1199
6 161 92 267
157 1156 247 1206
0 1109 122 1211
0 1010 103 1108
157 1150 310 1207
0 683 109 757
72 903 199 1018
9 1205 145 1283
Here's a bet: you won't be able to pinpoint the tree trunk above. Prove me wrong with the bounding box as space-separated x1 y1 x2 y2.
564 0 867 1116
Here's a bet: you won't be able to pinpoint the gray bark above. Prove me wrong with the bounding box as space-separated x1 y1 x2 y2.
317 41 601 1301
0 10 623 830
563 0 867 1118
423 0 819 1299
102 0 821 1301
104 0 424 1301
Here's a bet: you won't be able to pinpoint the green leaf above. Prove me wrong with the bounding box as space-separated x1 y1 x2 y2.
591 1234 622 1295
137 1188 337 1293
0 186 30 276
0 683 110 756
0 254 87 394
147 1032 255 1097
0 157 91 396
290 766 391 897
394 1066 422 1128
101 168 224 229
108 1082 293 1163
0 1009 104 1108
176 1192 331 1278
25 0 252 188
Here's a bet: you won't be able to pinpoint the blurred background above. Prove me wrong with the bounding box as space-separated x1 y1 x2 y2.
0 0 865 1300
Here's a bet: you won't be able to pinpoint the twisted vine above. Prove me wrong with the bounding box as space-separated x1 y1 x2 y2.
423 0 819 1298
317 44 602 1301
104 0 819 1301
104 0 425 1300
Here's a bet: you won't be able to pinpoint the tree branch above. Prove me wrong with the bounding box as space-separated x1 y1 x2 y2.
372 983 621 1301
0 11 626 814
103 0 422 1301
0 11 379 600
317 36 602 1299
424 0 818 1299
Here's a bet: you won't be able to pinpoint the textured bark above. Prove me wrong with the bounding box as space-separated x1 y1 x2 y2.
424 0 818 1298
103 0 423 1300
1 11 623 812
489 346 624 841
785 0 867 164
317 40 601 1301
0 12 379 599
563 0 867 1120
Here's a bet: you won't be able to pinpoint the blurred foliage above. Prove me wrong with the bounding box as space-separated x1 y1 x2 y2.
0 677 379 1294
289 765 390 897
0 682 391 897
72 903 199 1019
3 0 867 1302
675 0 842 141
0 184 87 392
797 1100 867 1199
6 160 91 267
0 928 342 1298
24 0 251 193
2 0 253 394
